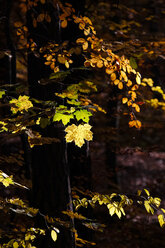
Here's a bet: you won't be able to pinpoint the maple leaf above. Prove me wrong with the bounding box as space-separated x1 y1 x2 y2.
53 112 74 125
10 95 33 114
65 124 93 147
74 109 92 123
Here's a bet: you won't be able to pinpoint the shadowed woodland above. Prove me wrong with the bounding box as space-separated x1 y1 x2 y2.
0 0 165 247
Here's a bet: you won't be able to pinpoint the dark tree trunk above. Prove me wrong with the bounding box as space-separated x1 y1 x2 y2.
27 1 90 247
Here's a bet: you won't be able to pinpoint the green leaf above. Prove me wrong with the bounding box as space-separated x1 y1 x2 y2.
51 230 57 242
74 109 92 123
78 81 97 93
129 57 138 69
40 118 50 129
0 90 5 98
49 71 71 80
67 99 81 106
53 112 74 125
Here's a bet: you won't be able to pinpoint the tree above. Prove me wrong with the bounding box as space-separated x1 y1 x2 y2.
0 0 165 247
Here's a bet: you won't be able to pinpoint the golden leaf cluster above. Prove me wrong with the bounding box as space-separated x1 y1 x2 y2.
73 16 96 36
40 41 73 72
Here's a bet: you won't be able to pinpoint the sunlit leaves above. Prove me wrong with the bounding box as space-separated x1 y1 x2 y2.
10 95 33 114
74 16 96 36
0 174 14 187
0 171 14 187
110 73 116 81
129 120 141 129
74 193 132 219
76 38 88 50
53 105 75 125
51 230 57 242
53 112 74 125
132 103 140 112
144 200 154 214
74 109 92 123
65 124 93 147
0 121 8 132
136 72 141 85
13 242 19 248
142 78 154 87
122 98 128 104
158 214 165 227
0 90 5 98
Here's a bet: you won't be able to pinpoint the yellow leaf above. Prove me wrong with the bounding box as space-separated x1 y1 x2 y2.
144 189 150 196
51 230 57 242
153 198 161 207
144 200 154 214
13 242 19 248
142 78 154 87
65 60 69 68
109 206 116 216
10 95 33 114
136 72 141 85
120 71 128 82
158 214 165 227
115 209 122 219
65 124 93 148
161 208 165 214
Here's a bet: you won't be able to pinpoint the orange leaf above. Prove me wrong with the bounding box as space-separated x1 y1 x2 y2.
110 73 116 81
61 19 68 28
118 82 123 89
114 79 119 85
122 98 128 104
